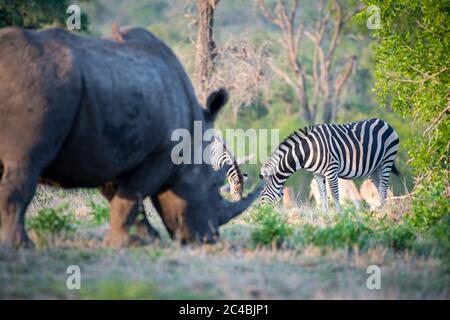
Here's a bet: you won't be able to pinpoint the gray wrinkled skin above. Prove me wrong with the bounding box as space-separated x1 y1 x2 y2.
0 27 261 248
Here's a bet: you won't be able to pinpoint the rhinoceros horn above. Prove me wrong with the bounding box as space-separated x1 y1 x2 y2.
218 181 264 225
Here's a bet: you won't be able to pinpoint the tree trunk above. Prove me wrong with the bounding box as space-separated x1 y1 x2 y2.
194 0 219 107
322 79 335 123
297 87 314 124
322 99 334 123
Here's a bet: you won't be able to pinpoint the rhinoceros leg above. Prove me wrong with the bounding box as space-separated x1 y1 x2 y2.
134 214 160 240
99 183 159 240
0 159 37 248
102 194 140 247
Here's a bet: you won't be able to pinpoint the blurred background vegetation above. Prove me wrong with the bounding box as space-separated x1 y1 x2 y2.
0 0 447 230
83 0 417 197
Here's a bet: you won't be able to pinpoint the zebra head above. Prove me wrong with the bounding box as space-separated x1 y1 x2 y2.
210 135 248 201
259 179 284 205
259 158 284 205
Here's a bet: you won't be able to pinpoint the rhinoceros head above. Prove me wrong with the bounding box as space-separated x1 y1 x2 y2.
151 89 261 243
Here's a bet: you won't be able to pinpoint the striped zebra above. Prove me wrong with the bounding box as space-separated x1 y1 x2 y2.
260 118 399 212
210 136 248 201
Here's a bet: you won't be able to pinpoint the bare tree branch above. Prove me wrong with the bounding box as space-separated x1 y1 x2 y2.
258 0 283 27
258 0 313 122
344 2 366 22
212 40 272 122
269 60 298 92
326 0 342 64
423 102 450 136
258 0 357 123
335 55 356 95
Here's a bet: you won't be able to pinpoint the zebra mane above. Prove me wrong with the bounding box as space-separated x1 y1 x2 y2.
296 125 314 139
276 125 314 151
262 126 314 176
212 135 233 158
211 136 244 184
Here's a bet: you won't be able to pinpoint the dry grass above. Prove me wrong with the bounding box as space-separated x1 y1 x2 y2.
0 187 448 300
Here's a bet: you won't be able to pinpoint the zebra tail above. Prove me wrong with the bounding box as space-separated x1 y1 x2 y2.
392 163 400 176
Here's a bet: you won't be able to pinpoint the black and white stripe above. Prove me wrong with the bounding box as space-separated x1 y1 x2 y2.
260 118 399 211
210 136 248 201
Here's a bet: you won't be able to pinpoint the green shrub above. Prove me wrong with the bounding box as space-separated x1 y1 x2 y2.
295 212 418 251
89 201 109 225
363 0 449 232
428 214 450 273
411 180 450 231
296 214 376 249
250 206 293 247
27 204 75 246
379 219 417 250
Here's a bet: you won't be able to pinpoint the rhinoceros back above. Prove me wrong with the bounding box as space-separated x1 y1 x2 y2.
0 27 201 187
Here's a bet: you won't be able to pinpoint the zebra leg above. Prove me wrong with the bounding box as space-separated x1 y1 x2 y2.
327 174 342 213
314 174 328 212
375 163 393 207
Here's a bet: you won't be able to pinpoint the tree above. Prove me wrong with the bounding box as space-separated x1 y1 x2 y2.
211 39 272 122
0 0 89 30
193 0 220 107
258 0 363 124
362 0 449 228
191 0 271 120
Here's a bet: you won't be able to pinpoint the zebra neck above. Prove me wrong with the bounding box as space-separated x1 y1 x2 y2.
273 136 305 174
226 160 243 182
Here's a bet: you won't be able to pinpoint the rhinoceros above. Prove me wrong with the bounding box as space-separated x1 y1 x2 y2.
0 26 260 248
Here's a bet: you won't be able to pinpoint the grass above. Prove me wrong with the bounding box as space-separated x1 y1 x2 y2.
88 200 110 226
0 186 448 299
27 204 76 247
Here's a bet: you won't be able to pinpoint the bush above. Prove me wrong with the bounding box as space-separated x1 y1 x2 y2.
250 206 293 247
296 214 376 249
247 206 422 251
379 219 417 250
411 180 450 231
428 214 450 273
363 0 449 231
295 212 418 251
27 204 75 246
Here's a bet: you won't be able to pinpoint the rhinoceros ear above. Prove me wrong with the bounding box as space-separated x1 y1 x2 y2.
205 88 228 121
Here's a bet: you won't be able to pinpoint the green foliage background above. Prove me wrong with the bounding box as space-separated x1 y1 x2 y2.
361 0 449 230
0 0 90 30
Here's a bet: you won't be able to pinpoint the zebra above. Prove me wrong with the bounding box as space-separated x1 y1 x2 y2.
210 136 248 201
260 118 399 212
